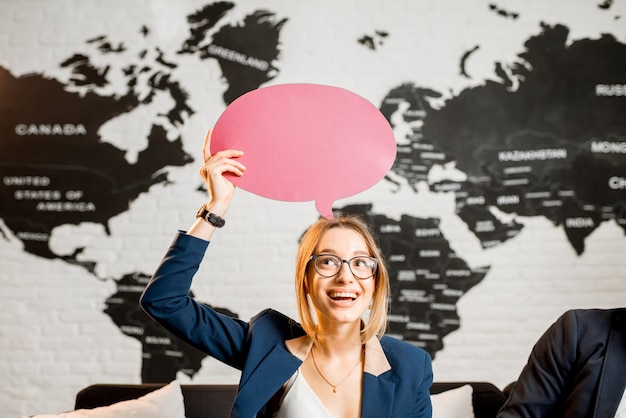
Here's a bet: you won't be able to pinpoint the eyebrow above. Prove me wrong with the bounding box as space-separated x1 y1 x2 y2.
317 249 371 256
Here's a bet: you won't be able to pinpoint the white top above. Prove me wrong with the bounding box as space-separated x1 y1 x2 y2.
275 369 334 418
615 387 626 418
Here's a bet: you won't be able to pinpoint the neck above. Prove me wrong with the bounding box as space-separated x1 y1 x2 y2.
314 321 363 357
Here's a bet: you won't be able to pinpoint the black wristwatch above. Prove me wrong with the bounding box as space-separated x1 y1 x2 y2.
196 205 226 228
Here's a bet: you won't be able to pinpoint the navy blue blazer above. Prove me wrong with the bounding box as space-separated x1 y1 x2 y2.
141 231 433 418
497 308 626 418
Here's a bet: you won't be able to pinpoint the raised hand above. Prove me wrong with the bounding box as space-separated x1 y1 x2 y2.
187 129 245 240
199 129 246 216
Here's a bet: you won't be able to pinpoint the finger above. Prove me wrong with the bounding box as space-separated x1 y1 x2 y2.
222 164 245 177
210 157 246 177
211 148 244 157
203 129 212 163
200 155 246 178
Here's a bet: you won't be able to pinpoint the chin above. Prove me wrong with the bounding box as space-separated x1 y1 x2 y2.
330 311 367 325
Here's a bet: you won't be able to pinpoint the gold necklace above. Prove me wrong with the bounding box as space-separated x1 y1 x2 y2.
310 346 363 394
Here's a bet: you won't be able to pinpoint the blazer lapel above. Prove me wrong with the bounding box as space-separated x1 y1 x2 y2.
363 336 392 376
593 310 626 418
231 344 302 417
361 337 395 418
362 372 396 418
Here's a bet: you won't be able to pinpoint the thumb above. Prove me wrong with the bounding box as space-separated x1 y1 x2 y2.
203 129 213 163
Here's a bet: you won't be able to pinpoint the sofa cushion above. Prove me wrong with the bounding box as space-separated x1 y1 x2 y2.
28 380 185 418
431 382 507 418
75 383 237 418
431 384 474 418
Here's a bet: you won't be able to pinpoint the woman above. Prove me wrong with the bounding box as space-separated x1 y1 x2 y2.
140 131 433 417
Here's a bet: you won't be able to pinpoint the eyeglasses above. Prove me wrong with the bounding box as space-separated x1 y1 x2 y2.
309 254 378 280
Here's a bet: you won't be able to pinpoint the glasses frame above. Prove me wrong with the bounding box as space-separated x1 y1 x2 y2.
309 254 378 280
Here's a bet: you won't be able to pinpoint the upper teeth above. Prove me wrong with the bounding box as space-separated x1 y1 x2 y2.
330 291 357 298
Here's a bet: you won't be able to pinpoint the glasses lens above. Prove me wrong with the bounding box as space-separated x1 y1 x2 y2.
312 255 377 279
349 256 377 279
313 254 342 277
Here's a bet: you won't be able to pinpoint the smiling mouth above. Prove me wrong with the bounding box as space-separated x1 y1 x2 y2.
328 291 358 301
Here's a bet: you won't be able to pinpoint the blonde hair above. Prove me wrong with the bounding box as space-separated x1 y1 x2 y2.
294 215 389 344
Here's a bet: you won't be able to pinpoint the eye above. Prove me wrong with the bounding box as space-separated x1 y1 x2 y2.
353 257 374 268
317 255 341 266
353 258 366 268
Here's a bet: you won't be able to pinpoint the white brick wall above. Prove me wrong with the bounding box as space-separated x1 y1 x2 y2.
1 0 625 416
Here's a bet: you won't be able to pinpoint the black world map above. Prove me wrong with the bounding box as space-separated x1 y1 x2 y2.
1 2 625 382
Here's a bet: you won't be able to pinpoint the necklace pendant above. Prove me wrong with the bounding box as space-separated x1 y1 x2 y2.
332 387 337 393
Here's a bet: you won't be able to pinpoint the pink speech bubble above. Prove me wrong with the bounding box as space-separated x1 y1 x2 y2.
210 83 396 219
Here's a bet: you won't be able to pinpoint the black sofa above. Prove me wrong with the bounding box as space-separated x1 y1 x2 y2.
75 381 506 418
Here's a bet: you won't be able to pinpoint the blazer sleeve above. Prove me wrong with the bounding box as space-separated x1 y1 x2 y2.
497 310 583 418
140 231 250 370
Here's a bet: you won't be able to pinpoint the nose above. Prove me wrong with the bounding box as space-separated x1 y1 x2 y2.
335 261 355 282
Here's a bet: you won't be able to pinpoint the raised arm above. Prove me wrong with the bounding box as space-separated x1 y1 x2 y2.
140 129 248 368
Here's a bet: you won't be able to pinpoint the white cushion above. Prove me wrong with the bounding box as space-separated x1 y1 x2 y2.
431 384 474 418
25 380 185 418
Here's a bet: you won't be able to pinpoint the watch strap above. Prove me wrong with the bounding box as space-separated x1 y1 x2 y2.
196 205 226 228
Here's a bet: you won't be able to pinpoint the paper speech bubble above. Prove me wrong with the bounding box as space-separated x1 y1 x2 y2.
210 83 396 219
